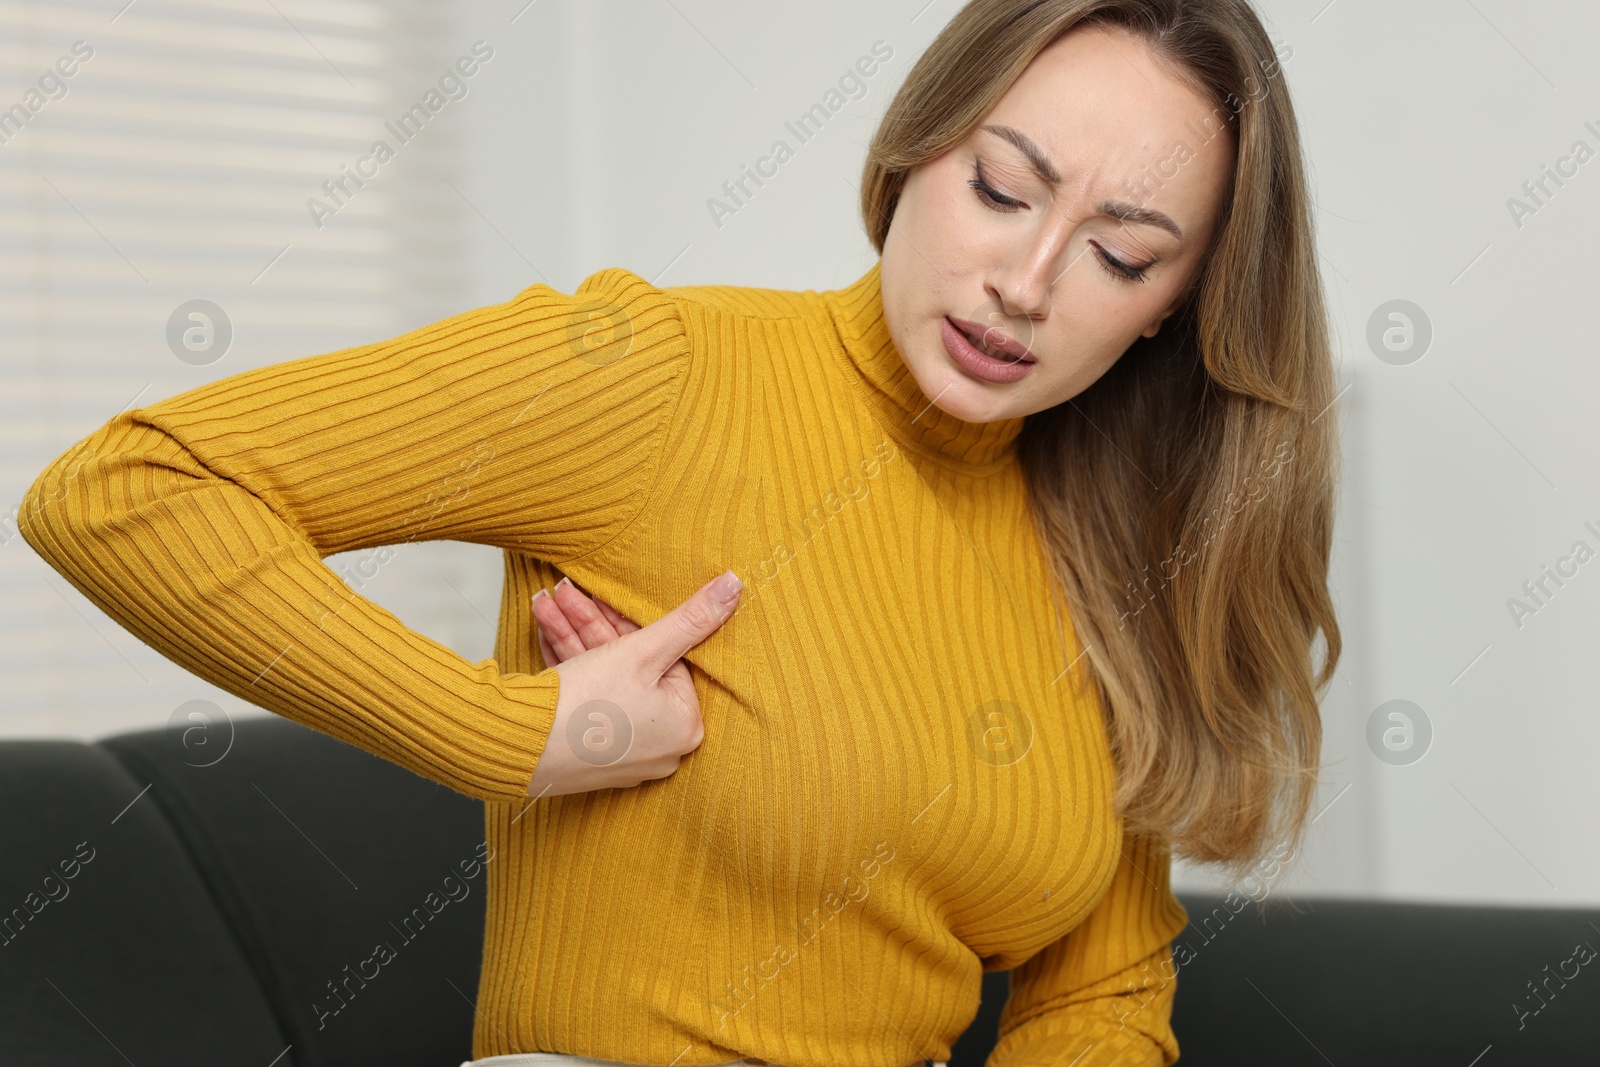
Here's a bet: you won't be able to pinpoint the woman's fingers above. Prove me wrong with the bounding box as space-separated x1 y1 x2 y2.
550 577 622 647
536 624 560 668
532 588 587 663
591 594 641 635
530 569 735 798
532 578 644 666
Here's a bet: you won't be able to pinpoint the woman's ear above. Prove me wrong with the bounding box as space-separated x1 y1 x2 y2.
1141 303 1180 339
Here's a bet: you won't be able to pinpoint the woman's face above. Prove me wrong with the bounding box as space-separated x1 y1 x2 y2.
880 23 1237 422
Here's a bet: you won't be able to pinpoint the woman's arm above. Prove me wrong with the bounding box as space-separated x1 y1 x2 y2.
19 268 691 803
986 832 1191 1067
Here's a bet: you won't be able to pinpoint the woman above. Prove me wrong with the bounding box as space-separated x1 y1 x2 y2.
19 1 1338 1065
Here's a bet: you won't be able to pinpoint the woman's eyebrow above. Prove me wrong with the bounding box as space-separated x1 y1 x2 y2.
981 123 1062 184
979 122 1184 241
1101 199 1183 240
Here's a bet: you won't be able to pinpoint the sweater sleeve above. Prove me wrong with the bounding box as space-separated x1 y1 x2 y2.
18 268 691 804
985 832 1191 1067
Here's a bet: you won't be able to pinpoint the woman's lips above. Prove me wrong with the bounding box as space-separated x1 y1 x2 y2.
946 315 1035 362
941 316 1037 384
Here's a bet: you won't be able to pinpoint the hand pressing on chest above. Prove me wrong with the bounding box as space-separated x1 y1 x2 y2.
522 570 741 799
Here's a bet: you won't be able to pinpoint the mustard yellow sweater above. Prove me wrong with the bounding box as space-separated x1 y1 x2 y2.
20 261 1190 1067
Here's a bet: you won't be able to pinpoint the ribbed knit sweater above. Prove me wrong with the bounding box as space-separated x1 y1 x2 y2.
20 260 1190 1067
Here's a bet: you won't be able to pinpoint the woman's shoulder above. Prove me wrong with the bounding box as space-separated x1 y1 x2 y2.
657 276 821 325
542 265 857 333
544 267 848 366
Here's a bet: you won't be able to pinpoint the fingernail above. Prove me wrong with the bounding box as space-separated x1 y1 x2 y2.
710 569 743 603
554 576 573 593
531 588 550 605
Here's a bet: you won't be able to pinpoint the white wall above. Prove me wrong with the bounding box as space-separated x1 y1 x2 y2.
5 0 1597 908
1238 0 1600 907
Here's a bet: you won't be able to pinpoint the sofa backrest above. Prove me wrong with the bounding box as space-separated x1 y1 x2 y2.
1170 888 1600 1063
0 715 487 1067
5 714 1595 1067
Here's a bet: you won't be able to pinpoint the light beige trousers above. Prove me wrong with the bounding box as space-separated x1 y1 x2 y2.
459 1056 748 1067
459 1053 947 1067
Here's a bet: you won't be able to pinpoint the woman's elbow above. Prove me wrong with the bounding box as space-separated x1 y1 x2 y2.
17 418 176 571
19 432 108 563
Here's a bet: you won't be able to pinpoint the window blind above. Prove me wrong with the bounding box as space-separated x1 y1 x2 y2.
1 0 502 740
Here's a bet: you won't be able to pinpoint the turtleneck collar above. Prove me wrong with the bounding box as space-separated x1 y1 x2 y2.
818 259 1026 474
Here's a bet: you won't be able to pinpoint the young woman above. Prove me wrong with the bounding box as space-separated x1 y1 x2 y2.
20 1 1338 1065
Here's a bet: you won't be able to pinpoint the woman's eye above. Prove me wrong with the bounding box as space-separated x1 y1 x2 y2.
967 165 1023 211
1091 242 1151 284
966 160 1152 283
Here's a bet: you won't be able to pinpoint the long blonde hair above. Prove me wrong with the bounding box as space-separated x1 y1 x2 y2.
862 0 1340 876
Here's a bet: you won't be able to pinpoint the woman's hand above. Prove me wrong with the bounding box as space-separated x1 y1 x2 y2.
524 570 742 799
532 577 639 666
